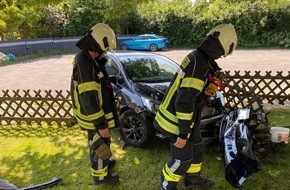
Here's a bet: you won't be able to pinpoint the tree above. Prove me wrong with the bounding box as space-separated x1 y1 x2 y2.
63 0 106 36
0 0 64 40
0 0 151 39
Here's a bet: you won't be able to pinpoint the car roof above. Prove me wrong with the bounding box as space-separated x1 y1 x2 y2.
137 34 164 37
107 50 159 57
139 34 156 36
106 50 178 65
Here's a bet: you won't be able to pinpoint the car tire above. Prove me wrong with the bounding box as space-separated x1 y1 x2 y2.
149 44 158 52
121 44 129 50
119 110 154 148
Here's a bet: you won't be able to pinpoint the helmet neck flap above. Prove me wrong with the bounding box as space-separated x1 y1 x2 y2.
75 33 103 56
199 35 225 60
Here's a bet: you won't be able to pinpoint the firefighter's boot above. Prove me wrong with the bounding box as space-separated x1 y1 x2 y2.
93 173 119 185
108 158 116 169
184 172 213 188
160 186 177 190
160 174 178 190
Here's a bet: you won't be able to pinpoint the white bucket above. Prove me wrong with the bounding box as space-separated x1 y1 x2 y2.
270 127 289 144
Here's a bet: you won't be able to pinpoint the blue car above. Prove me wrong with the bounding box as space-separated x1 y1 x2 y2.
119 34 170 52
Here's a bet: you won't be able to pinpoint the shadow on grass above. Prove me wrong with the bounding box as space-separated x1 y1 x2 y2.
0 124 90 188
0 122 80 138
2 122 288 190
0 123 170 189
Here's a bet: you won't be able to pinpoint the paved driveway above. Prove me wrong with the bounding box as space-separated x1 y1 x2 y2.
0 49 289 108
1 49 289 90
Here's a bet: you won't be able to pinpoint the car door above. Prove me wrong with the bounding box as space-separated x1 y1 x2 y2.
105 55 137 113
129 35 144 50
139 36 152 50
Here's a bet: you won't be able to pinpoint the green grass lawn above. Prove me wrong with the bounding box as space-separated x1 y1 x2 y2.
0 109 289 190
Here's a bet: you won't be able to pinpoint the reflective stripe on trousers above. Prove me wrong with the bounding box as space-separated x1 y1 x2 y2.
161 135 193 189
161 133 204 189
88 130 110 179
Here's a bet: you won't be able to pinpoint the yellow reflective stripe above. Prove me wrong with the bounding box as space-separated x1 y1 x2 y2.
163 76 181 107
186 163 202 174
73 81 104 121
176 111 193 120
74 111 115 129
155 112 179 135
74 108 105 121
107 119 115 128
105 112 115 128
87 110 105 121
105 112 113 120
73 113 95 130
162 163 182 182
91 166 108 177
180 78 204 91
160 105 178 123
74 87 80 113
78 81 100 94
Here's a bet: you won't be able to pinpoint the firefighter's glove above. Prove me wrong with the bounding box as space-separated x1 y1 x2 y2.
204 82 218 97
94 141 112 160
204 71 225 97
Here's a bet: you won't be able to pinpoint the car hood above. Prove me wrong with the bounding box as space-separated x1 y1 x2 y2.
133 82 170 102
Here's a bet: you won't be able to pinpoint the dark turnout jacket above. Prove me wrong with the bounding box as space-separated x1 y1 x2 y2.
154 48 219 139
70 50 119 130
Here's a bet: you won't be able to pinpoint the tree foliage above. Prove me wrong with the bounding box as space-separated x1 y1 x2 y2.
134 0 290 48
1 0 290 48
62 0 106 36
0 0 64 39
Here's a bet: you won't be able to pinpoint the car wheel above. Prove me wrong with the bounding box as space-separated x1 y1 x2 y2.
121 44 129 50
149 44 158 52
119 110 154 148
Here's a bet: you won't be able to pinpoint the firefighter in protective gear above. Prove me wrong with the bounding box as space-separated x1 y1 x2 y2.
70 23 120 185
153 24 237 190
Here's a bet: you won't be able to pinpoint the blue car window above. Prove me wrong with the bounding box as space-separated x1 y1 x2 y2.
134 36 143 40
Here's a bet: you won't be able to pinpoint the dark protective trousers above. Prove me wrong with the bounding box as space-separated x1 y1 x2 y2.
87 130 110 181
160 101 205 190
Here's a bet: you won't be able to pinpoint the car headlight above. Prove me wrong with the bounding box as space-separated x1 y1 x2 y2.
141 96 159 114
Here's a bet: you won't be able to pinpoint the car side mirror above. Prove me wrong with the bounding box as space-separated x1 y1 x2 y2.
118 78 125 86
109 75 125 87
109 75 117 84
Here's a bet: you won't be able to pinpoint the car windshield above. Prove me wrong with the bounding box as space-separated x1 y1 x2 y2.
119 54 179 82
